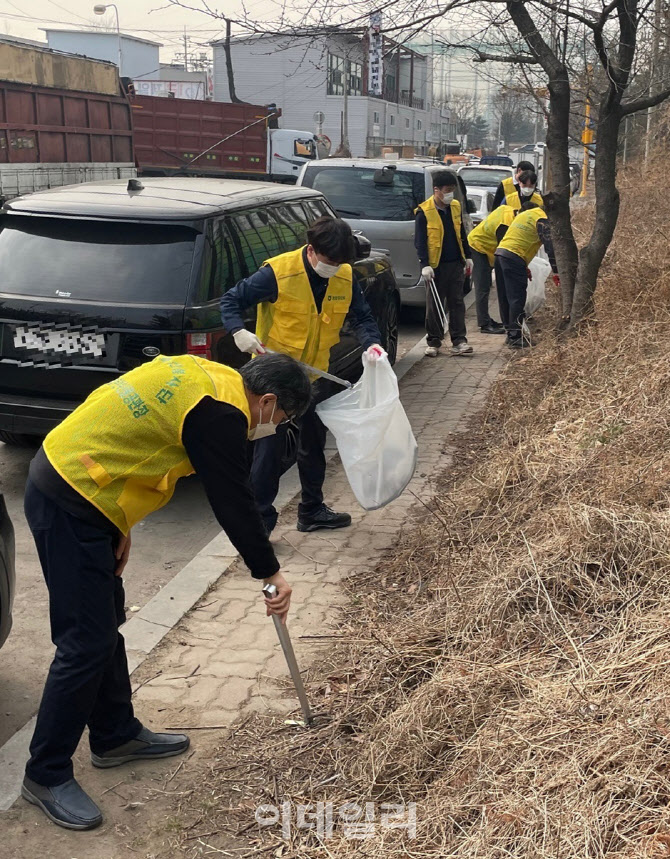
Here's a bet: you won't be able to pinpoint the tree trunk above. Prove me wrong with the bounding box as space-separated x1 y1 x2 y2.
224 18 244 104
570 102 622 324
544 70 579 320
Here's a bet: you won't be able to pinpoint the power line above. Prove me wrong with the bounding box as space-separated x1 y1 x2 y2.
0 6 228 34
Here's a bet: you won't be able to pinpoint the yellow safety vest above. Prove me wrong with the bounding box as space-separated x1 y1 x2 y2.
43 355 251 535
502 175 543 210
256 246 353 376
497 208 548 264
468 205 517 266
416 196 465 268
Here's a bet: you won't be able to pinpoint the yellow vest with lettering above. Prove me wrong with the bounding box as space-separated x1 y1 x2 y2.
43 355 251 535
498 208 548 264
416 196 465 268
468 205 517 266
502 175 543 210
256 247 353 375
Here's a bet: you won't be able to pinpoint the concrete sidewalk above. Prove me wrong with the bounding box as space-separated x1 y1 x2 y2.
0 307 508 858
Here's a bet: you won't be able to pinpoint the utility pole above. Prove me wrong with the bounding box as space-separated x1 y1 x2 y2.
183 27 189 72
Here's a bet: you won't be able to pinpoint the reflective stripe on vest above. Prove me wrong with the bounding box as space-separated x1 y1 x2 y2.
498 208 548 264
416 196 465 268
43 356 251 535
468 205 517 266
256 246 353 375
505 189 544 210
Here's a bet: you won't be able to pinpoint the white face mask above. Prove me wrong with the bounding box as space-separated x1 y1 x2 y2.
248 399 277 441
312 259 341 279
440 192 454 204
520 186 536 197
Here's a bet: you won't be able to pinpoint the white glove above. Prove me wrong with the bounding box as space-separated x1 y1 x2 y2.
233 329 266 355
465 259 473 276
421 266 434 280
364 344 386 361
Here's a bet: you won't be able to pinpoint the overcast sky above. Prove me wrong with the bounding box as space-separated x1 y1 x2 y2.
0 0 257 62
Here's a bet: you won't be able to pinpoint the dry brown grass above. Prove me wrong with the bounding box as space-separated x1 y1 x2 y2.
171 162 670 858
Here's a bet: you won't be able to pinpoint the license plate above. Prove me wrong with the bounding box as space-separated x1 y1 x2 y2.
4 322 117 367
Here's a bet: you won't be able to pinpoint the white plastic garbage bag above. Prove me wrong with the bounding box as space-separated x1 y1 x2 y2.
316 353 418 510
525 256 552 317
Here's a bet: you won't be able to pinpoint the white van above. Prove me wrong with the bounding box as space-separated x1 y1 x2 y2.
297 158 474 306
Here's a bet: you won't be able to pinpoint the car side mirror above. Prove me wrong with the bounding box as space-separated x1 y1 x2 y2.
466 199 477 214
353 232 371 259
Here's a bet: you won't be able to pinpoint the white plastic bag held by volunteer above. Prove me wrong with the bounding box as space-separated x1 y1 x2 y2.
525 255 552 317
316 352 418 510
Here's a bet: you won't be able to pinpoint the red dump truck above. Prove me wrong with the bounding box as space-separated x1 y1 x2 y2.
130 94 319 182
0 41 135 200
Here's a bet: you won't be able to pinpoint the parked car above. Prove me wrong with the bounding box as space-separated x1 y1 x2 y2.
458 164 515 190
297 158 475 307
0 178 400 445
0 493 15 650
479 155 514 167
468 189 495 225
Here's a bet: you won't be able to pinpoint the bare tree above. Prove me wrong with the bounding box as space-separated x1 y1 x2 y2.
491 85 536 151
444 89 476 139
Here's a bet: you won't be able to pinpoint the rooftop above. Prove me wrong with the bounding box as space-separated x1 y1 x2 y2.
4 177 322 220
43 29 162 48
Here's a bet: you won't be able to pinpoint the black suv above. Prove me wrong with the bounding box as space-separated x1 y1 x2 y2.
0 178 400 445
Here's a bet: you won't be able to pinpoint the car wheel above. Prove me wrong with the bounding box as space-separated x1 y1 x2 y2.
0 431 42 448
382 297 399 366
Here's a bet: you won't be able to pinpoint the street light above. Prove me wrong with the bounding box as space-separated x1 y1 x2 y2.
93 4 122 74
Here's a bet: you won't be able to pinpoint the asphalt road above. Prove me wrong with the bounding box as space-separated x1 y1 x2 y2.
0 311 425 749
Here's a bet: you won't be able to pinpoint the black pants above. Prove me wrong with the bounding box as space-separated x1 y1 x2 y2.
472 249 498 328
24 479 141 787
497 254 528 341
250 380 337 530
494 258 510 330
425 260 466 348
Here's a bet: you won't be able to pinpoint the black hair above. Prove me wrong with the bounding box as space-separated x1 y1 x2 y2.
521 202 541 211
516 160 535 172
432 170 458 189
306 216 355 264
240 353 312 418
518 170 538 185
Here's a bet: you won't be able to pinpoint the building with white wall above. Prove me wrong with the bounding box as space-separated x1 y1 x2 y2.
212 30 455 158
134 64 211 100
43 29 161 81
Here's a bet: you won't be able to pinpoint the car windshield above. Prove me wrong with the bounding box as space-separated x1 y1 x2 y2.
0 216 197 304
460 168 511 187
301 166 425 221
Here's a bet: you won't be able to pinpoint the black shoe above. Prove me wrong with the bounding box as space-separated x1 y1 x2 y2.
480 323 507 335
22 776 103 830
91 726 190 769
297 505 352 532
507 338 532 350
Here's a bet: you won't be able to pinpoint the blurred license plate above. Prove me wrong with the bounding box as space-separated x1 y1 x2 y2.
3 322 118 367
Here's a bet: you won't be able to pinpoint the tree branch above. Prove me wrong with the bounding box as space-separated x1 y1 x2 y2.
621 85 670 115
470 47 539 64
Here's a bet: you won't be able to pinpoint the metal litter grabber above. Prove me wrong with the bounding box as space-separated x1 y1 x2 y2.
427 276 449 336
263 348 352 389
262 583 316 727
